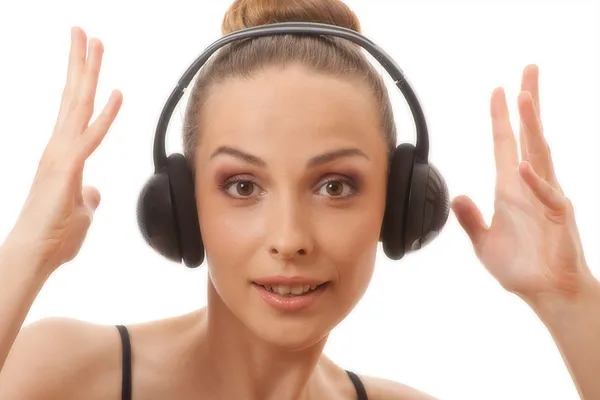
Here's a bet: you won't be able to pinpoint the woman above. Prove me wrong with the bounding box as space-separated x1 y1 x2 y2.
0 0 597 399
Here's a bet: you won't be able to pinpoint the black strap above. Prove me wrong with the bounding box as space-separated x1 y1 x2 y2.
346 370 369 400
116 325 132 400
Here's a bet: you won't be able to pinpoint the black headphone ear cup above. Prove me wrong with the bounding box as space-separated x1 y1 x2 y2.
136 153 204 268
137 166 181 264
381 143 450 260
165 153 204 267
381 143 415 260
404 160 450 252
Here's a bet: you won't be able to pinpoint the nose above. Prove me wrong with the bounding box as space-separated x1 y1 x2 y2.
266 195 314 260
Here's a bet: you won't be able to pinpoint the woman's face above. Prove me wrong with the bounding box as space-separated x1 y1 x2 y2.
194 64 389 350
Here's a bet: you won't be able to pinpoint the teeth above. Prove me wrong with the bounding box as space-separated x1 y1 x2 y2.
263 283 322 296
276 285 291 295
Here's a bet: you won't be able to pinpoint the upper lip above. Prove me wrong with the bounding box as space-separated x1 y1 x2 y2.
253 276 328 286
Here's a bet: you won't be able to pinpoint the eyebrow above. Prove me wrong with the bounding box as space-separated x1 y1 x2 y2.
209 146 369 168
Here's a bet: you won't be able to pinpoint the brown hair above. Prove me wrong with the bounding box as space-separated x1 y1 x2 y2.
182 0 396 173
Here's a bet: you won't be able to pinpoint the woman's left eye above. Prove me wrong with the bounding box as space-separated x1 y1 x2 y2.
317 179 356 198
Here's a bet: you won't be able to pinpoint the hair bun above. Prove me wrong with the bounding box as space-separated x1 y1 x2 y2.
221 0 361 35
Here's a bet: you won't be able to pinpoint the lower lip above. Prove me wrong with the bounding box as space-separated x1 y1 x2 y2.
252 283 327 312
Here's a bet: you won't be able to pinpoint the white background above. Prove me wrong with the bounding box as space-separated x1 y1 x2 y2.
0 1 597 399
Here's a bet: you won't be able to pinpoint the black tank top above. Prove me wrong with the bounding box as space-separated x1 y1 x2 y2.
116 325 368 400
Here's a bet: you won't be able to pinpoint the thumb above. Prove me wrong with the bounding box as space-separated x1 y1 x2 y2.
82 185 101 212
451 195 488 248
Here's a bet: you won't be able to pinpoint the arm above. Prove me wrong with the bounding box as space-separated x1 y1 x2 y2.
0 241 49 373
525 274 600 400
0 24 121 383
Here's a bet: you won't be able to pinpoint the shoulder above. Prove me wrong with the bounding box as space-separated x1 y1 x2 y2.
319 356 438 400
360 374 439 400
0 317 124 400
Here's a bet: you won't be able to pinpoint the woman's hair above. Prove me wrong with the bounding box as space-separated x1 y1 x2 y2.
182 0 397 174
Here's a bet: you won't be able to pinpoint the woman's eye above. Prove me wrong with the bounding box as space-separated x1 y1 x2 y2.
225 180 259 198
317 179 355 197
221 177 357 200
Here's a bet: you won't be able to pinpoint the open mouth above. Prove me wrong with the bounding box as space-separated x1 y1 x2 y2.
253 282 328 297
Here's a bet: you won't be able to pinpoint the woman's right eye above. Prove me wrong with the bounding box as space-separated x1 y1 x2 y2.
222 179 261 199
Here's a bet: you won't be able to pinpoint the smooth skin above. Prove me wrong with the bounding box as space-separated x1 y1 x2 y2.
0 27 598 400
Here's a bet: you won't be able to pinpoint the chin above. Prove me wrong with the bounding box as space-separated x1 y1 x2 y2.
250 312 333 351
240 283 344 351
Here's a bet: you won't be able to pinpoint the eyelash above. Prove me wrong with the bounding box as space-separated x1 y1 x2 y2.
218 175 359 201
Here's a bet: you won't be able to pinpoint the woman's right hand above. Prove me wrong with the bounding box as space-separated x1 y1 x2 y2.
6 26 123 275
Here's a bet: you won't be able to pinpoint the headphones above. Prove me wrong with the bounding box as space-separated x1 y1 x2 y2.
136 22 450 268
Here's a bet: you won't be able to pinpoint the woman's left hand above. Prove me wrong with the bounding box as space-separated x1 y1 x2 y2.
450 64 593 303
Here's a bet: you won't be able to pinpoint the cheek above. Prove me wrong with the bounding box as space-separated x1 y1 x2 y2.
197 189 264 277
317 205 381 292
195 192 268 319
314 182 386 299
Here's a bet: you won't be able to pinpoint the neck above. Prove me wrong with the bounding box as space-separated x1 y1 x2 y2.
197 279 329 400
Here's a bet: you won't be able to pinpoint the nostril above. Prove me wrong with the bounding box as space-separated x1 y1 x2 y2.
268 247 307 257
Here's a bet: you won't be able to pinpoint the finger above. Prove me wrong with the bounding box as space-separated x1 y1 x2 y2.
82 185 101 212
519 65 542 168
519 161 567 214
518 91 556 185
519 119 529 161
65 27 88 97
80 39 104 112
73 38 105 132
491 87 519 186
55 27 88 128
451 195 489 249
76 90 123 163
521 64 541 119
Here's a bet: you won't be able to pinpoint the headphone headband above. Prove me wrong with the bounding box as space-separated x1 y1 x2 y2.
152 21 429 172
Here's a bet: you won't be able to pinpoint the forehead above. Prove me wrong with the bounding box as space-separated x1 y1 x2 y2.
196 64 385 161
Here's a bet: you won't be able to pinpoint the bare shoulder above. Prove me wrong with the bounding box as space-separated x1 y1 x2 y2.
360 374 439 400
0 316 123 400
319 355 438 400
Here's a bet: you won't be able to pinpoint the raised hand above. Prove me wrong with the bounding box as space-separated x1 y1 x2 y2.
451 64 592 302
6 27 123 275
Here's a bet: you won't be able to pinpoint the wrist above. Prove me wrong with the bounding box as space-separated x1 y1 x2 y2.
522 270 600 327
519 270 600 400
0 236 53 281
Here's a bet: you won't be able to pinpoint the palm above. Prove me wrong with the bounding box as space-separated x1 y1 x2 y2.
481 183 575 295
13 152 94 270
452 65 587 299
